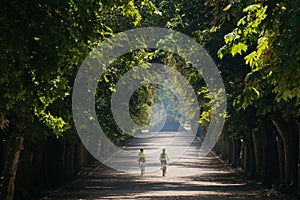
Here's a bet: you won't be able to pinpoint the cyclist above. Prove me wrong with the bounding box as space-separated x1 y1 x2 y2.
159 148 169 169
138 148 146 165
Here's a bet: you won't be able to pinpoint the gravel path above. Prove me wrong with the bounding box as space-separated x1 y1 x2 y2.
41 132 295 200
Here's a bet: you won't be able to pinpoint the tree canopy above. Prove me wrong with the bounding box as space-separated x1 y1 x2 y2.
1 0 300 199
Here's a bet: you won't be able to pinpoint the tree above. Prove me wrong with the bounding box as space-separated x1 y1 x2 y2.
218 0 300 190
0 0 158 199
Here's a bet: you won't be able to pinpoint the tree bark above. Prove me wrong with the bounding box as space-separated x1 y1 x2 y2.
261 128 279 186
220 136 226 161
241 142 246 170
0 136 24 200
31 141 43 195
58 141 66 185
225 137 230 163
75 142 85 172
252 131 263 180
234 139 242 167
248 140 256 178
296 121 300 195
242 134 255 178
275 134 285 181
229 138 235 164
272 117 297 188
15 139 32 199
42 138 57 188
65 142 75 180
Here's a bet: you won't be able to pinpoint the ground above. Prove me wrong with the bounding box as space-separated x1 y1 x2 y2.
41 132 296 200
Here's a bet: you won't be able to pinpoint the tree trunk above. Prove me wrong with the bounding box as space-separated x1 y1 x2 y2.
296 121 300 195
234 139 242 167
241 135 255 178
75 142 85 172
65 142 75 180
0 136 24 200
276 134 285 181
58 141 66 185
15 139 32 199
220 135 227 161
248 140 256 178
229 138 241 168
272 117 297 189
241 141 247 170
229 138 235 164
42 138 56 188
252 131 263 180
31 141 43 195
261 128 279 186
225 137 230 163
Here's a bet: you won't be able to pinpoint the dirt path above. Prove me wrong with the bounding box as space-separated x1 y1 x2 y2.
42 132 295 199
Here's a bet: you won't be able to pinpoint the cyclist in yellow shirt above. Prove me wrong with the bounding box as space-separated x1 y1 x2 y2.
138 148 146 165
159 148 169 169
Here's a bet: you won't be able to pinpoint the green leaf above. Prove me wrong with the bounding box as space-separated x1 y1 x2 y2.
282 90 293 101
223 4 232 11
243 4 261 13
292 87 300 98
237 17 246 26
233 95 242 111
103 75 109 82
245 51 258 68
224 32 235 44
257 37 269 56
251 86 261 97
231 42 248 56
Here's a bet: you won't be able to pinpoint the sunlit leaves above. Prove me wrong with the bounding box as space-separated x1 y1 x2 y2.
218 3 267 60
224 32 235 44
218 0 300 120
244 51 258 67
0 114 10 130
223 4 232 12
217 45 228 59
237 16 246 26
0 0 159 140
231 42 248 56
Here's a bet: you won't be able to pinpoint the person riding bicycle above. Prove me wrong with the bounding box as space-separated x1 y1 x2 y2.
159 148 169 169
138 148 146 165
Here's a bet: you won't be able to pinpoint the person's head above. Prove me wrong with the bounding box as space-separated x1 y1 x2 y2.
162 148 166 153
140 148 143 152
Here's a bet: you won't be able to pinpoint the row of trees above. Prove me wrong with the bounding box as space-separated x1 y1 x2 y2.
137 0 300 195
0 0 299 199
0 1 160 199
207 0 300 194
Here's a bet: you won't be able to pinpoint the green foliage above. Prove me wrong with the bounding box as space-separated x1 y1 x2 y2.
0 0 158 140
2 0 298 145
218 0 300 119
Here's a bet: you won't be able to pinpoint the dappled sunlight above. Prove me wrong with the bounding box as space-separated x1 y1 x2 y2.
43 132 291 200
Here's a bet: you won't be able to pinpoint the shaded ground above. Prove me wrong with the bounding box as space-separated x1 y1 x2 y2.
41 132 296 200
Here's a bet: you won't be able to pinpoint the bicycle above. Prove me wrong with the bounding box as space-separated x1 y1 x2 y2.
159 148 169 176
139 161 145 175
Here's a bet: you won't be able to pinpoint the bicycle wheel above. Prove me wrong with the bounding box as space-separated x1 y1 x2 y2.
162 165 166 176
140 163 145 175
